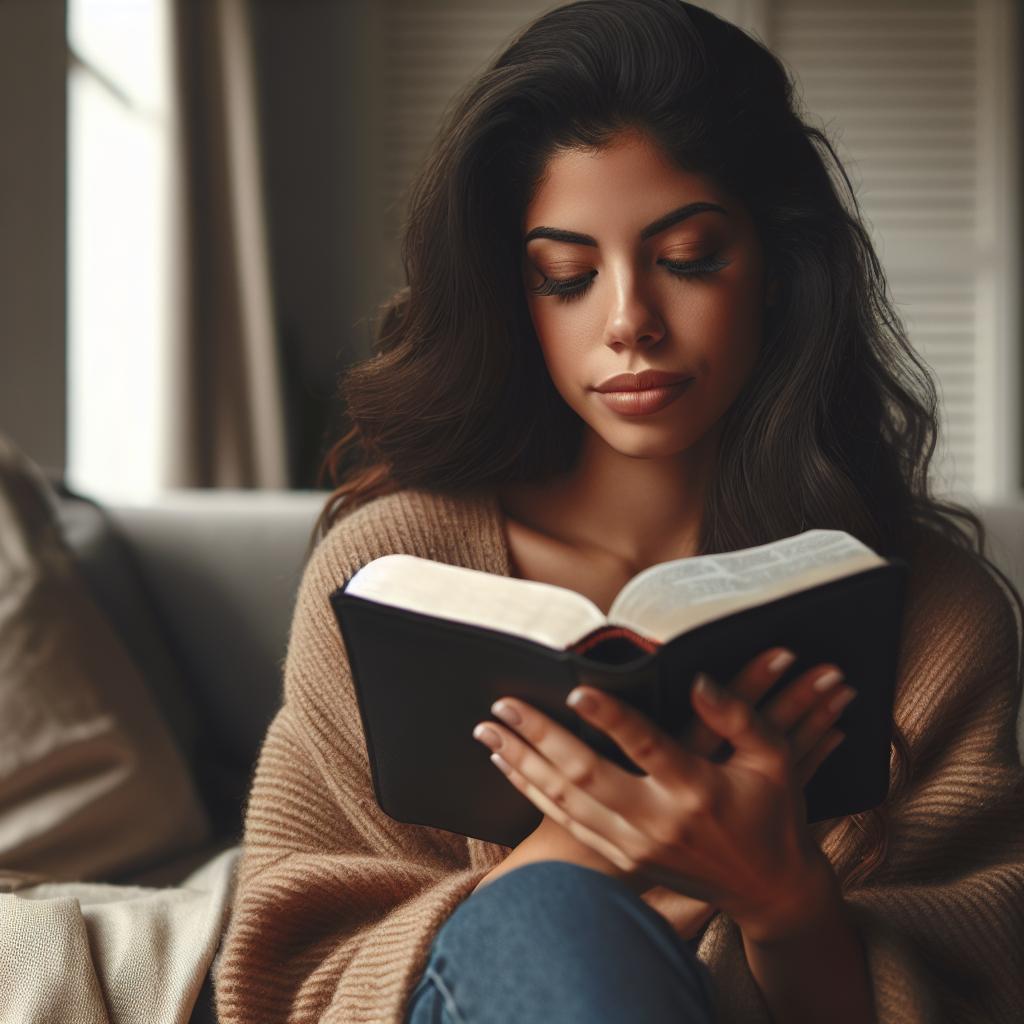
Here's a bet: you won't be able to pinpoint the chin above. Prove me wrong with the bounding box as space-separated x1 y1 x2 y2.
586 421 703 460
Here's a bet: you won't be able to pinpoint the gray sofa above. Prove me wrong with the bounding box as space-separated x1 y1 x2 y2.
49 482 329 1023
51 483 327 851
48 480 1024 1020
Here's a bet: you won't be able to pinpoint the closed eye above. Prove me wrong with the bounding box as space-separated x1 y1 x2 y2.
529 254 731 303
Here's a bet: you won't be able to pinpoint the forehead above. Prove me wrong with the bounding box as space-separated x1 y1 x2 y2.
523 133 730 232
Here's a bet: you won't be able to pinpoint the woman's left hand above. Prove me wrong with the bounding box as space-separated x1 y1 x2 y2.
472 674 838 943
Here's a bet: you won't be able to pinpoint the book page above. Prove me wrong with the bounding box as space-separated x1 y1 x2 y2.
608 530 884 643
343 554 608 650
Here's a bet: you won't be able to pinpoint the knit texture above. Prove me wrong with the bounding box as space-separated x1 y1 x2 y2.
2 845 238 1024
214 486 1024 1023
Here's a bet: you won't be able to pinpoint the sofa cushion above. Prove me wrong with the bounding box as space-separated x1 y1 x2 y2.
50 486 203 765
97 491 323 779
0 433 211 881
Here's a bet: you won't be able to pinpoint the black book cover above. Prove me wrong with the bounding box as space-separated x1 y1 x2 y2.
330 558 908 849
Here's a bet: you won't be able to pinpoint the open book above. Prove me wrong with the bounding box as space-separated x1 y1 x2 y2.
330 529 909 848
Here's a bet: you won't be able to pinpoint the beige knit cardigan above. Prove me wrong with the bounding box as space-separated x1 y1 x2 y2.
214 487 1024 1023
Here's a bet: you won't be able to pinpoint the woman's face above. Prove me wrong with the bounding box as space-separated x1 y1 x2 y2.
521 130 771 460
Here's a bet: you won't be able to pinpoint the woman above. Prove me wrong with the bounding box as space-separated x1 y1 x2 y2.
214 2 1024 1022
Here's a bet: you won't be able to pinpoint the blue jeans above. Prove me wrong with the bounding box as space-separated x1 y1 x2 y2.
404 860 717 1023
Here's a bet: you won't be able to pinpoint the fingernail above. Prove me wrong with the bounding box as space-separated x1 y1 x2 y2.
491 700 522 726
694 672 724 704
567 689 598 715
473 724 502 750
813 668 844 692
827 688 857 714
767 649 797 674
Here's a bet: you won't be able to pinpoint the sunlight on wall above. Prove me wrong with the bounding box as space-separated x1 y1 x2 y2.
67 0 171 502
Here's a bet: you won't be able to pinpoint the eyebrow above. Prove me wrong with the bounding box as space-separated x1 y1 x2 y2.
523 201 729 247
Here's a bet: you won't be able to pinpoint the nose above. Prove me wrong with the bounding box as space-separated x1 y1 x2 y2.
603 273 666 352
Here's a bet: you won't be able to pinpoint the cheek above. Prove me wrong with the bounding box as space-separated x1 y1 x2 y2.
526 299 596 385
686 280 764 384
538 337 587 394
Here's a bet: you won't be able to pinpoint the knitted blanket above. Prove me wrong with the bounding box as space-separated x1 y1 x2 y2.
2 846 238 1024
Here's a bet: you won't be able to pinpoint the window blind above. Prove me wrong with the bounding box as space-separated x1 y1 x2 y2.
768 0 1017 498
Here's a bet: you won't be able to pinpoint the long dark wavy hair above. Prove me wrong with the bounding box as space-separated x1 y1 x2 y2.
309 0 1023 889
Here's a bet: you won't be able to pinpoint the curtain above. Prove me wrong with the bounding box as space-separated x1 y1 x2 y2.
164 0 288 489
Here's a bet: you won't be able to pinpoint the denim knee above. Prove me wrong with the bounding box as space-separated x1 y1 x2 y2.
405 860 716 1024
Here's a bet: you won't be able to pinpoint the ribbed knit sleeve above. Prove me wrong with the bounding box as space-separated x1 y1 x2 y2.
696 526 1024 1022
213 490 512 1024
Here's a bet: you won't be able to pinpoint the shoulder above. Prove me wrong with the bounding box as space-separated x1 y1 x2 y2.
898 519 1021 687
903 520 1018 624
302 485 506 598
280 486 507 703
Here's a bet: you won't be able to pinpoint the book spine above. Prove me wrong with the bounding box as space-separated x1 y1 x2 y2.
572 660 661 708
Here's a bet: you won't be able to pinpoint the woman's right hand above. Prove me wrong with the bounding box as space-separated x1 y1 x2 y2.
640 646 856 940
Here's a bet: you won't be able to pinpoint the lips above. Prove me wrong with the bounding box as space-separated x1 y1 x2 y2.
594 377 694 416
593 370 694 393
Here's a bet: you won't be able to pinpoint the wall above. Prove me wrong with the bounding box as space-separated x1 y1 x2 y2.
0 0 67 476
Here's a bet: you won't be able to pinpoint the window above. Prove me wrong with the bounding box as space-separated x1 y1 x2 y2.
66 0 172 501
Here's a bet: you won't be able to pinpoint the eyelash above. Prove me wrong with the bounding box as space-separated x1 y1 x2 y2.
531 255 730 303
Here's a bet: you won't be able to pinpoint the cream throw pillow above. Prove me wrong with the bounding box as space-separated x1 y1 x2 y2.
0 434 211 880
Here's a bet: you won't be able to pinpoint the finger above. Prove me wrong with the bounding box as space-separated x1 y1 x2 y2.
473 717 651 871
690 673 790 772
795 730 845 787
479 696 645 813
564 685 708 783
759 663 846 737
789 683 858 763
487 750 637 871
679 647 797 757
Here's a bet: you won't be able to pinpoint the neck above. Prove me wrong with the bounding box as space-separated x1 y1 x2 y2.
501 421 720 572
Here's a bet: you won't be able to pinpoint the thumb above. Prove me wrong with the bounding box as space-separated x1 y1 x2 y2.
690 672 788 772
